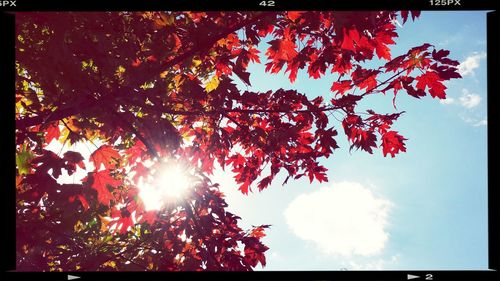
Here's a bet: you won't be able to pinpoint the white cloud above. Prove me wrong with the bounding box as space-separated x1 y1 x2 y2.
459 115 488 127
345 254 401 270
438 34 463 46
473 118 487 127
458 52 486 76
284 181 392 257
458 89 481 108
439 97 455 105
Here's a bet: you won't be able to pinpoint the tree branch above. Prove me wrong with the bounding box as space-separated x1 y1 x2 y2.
183 201 224 270
15 12 277 130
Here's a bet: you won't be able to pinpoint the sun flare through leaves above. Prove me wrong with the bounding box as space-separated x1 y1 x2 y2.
137 159 194 211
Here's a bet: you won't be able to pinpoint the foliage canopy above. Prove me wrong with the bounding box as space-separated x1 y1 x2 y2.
15 11 461 271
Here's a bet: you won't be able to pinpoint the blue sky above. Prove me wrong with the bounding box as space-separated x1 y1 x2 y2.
212 11 489 270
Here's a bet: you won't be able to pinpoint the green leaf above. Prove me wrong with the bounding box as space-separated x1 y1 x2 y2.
16 144 34 175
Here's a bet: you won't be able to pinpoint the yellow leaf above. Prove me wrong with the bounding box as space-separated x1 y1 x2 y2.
84 129 98 142
159 70 169 78
74 220 84 233
58 127 70 144
173 74 184 89
103 260 117 268
147 262 154 270
21 80 30 91
99 215 112 233
205 75 219 93
115 65 126 76
192 56 202 67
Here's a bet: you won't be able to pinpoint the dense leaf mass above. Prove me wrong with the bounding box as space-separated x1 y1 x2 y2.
15 11 460 271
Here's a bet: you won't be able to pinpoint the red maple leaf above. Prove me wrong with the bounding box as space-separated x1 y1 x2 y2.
246 47 261 63
138 210 158 225
63 151 86 170
432 49 450 61
287 11 305 22
358 74 378 91
243 238 269 267
69 194 90 211
238 180 251 195
257 23 274 37
131 162 150 184
374 29 397 60
381 131 407 157
266 39 298 61
330 80 351 95
90 145 120 170
44 122 60 144
341 27 360 52
125 141 147 163
415 71 447 99
400 11 421 24
249 225 270 239
88 170 121 206
110 208 135 235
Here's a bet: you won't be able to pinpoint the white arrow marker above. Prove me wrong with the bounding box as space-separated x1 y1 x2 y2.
407 274 420 280
68 275 81 280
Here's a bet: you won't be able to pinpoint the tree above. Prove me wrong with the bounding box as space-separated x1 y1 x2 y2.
15 11 461 271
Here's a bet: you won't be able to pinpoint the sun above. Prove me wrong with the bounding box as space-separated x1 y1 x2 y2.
138 160 193 211
156 164 191 198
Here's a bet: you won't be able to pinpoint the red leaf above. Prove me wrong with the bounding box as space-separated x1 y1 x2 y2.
238 180 251 195
89 170 121 206
63 151 86 170
243 237 269 267
432 49 450 61
374 30 396 60
341 27 360 52
411 11 421 21
266 39 298 61
226 153 246 167
45 122 60 144
401 11 409 24
375 43 391 60
313 166 328 183
415 72 447 99
357 74 378 91
139 210 158 225
250 225 270 239
125 141 147 163
131 58 141 67
381 131 407 157
257 24 274 37
233 64 251 86
247 47 261 64
257 176 273 191
401 10 421 24
238 47 261 68
287 11 304 22
146 55 157 62
110 215 135 235
31 150 66 178
352 68 379 91
90 145 120 170
131 162 150 184
69 194 90 211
